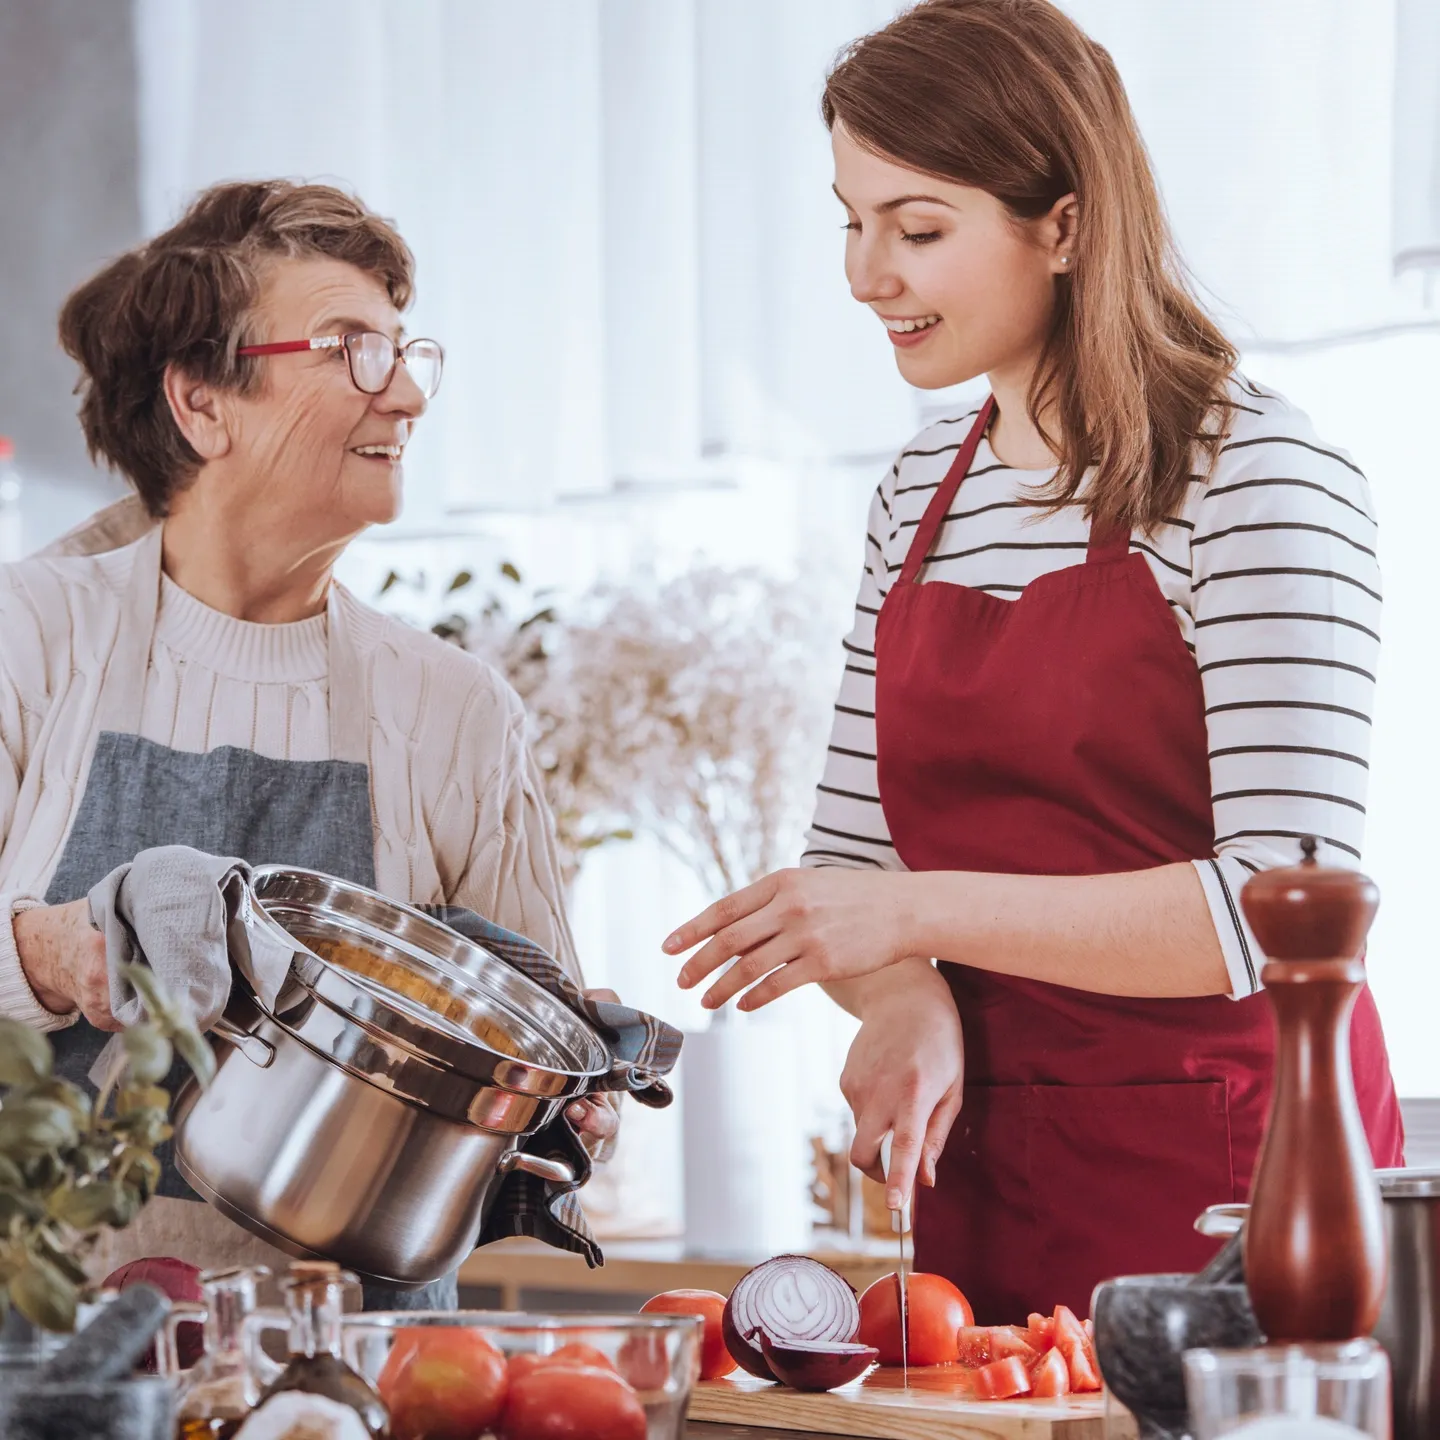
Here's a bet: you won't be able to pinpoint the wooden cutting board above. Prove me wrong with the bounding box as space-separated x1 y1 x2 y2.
688 1370 1137 1440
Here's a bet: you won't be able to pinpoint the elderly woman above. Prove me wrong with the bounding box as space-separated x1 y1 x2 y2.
0 180 615 1308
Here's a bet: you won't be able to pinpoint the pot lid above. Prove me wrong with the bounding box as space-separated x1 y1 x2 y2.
1377 1167 1440 1198
241 866 611 1098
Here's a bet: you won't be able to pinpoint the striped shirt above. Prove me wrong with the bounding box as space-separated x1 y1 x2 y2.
801 376 1379 999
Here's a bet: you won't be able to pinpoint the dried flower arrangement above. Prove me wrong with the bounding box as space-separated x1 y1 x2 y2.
401 563 835 895
0 969 213 1332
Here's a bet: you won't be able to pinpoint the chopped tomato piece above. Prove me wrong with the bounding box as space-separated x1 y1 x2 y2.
1029 1346 1071 1398
974 1355 1032 1401
955 1326 993 1368
1026 1312 1055 1351
1052 1305 1101 1393
987 1327 1038 1364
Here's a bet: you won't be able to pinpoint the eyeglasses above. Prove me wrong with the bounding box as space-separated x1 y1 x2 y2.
236 332 445 400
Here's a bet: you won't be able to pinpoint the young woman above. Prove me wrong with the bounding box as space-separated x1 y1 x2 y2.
665 0 1404 1319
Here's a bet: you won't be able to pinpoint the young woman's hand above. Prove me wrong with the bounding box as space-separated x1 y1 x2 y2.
665 867 919 1011
13 899 114 1028
841 964 965 1210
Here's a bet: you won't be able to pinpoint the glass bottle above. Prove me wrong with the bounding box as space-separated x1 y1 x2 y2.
249 1262 388 1438
172 1267 273 1440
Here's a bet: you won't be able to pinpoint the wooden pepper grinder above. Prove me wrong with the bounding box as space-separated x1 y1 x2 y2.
1240 835 1387 1341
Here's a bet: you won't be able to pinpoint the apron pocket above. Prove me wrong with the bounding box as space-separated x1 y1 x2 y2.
1026 1080 1235 1314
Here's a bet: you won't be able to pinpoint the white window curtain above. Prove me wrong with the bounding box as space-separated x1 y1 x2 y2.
1394 0 1440 279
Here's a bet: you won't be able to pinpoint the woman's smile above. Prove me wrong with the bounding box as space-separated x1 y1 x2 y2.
881 312 944 348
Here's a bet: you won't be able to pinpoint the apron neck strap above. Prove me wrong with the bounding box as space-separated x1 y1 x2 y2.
1085 522 1133 565
325 585 370 766
899 397 996 587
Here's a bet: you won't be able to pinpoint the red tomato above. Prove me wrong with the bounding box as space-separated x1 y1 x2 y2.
640 1288 735 1380
508 1354 548 1383
1052 1305 1101 1393
499 1364 647 1440
378 1326 509 1440
974 1355 1032 1400
857 1272 974 1367
545 1343 617 1374
987 1327 1038 1364
616 1332 672 1391
1029 1346 1071 1398
1026 1313 1055 1352
955 1326 994 1368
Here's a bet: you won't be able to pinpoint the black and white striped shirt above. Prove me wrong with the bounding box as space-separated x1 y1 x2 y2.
801 376 1379 999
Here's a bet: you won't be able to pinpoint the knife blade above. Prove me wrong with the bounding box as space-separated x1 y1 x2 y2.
880 1134 909 1383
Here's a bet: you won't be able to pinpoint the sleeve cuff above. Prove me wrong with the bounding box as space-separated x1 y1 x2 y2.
1 894 79 1031
1192 859 1263 1000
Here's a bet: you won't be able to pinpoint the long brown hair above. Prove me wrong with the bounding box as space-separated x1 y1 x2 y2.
59 181 414 518
822 0 1236 531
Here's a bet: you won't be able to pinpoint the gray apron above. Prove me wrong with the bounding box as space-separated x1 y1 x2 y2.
44 526 455 1310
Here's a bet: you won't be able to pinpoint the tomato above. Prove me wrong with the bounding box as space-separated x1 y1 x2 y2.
955 1326 994 1368
508 1353 548 1383
1026 1312 1055 1352
1029 1346 1071 1398
987 1327 1038 1364
545 1343 617 1373
377 1326 509 1440
857 1272 973 1367
974 1355 1031 1400
499 1364 647 1440
616 1331 672 1391
640 1288 735 1380
1052 1305 1101 1393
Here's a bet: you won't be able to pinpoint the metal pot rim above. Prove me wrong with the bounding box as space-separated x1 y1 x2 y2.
1376 1166 1440 1198
242 865 611 1094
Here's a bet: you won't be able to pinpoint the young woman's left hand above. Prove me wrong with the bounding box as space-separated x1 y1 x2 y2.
566 988 623 1160
664 868 918 1011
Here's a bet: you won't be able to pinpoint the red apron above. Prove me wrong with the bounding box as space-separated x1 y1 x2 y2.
873 399 1404 1322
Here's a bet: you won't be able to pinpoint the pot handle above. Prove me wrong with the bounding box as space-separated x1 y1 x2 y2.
499 1151 576 1186
211 1016 276 1069
1195 1202 1249 1238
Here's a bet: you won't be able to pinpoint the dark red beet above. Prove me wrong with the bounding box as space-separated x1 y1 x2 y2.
102 1256 203 1371
759 1337 879 1392
721 1255 860 1382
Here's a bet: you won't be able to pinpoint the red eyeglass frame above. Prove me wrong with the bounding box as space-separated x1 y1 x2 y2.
236 332 444 397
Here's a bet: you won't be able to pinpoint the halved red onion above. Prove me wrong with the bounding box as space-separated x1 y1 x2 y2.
760 1337 879 1392
722 1255 860 1381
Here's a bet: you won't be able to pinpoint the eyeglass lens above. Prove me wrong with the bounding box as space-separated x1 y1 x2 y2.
344 333 444 399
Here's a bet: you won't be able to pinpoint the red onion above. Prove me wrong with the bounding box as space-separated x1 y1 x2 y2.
759 1337 879 1392
722 1255 860 1381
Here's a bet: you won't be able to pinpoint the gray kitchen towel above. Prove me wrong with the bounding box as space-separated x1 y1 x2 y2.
86 846 293 1086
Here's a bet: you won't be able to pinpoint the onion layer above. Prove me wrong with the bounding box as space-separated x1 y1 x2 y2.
759 1337 878 1392
722 1255 860 1381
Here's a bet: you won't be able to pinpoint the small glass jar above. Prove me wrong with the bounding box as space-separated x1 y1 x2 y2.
164 1266 274 1440
244 1263 387 1439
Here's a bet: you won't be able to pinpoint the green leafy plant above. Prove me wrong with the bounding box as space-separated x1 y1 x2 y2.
0 966 214 1333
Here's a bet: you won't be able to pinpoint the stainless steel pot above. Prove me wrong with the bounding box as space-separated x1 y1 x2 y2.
1199 1168 1440 1440
172 867 615 1286
1374 1168 1440 1440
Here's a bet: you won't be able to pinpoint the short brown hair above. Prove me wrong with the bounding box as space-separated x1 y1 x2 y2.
824 0 1237 532
58 180 415 517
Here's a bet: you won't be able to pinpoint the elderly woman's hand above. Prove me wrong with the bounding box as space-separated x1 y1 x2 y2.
565 988 623 1160
13 899 115 1029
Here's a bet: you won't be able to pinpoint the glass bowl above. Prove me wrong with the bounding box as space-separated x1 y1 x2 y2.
342 1310 703 1440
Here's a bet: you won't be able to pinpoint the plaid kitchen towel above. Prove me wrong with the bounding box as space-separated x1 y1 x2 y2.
421 905 683 1268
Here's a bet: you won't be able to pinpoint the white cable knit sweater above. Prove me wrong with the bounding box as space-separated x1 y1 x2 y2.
0 524 581 1030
